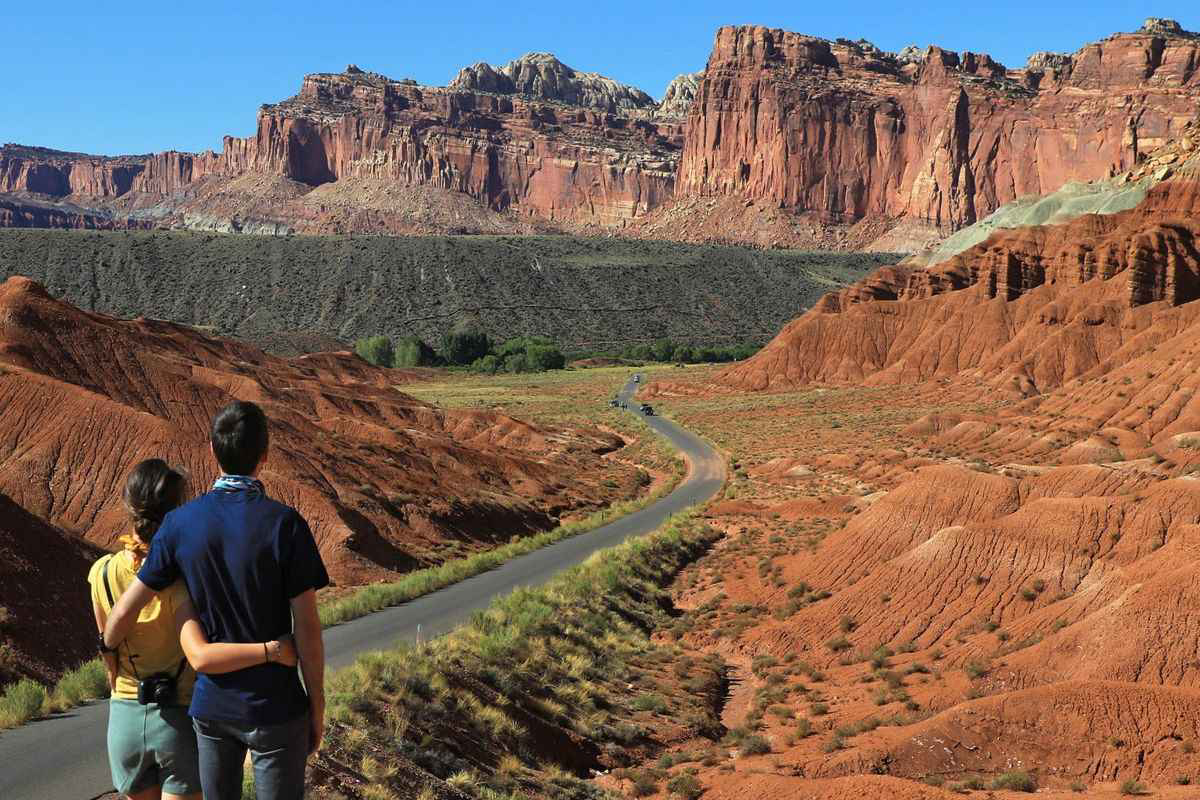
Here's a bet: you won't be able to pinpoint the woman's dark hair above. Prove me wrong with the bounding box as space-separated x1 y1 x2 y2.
123 459 188 543
211 400 269 475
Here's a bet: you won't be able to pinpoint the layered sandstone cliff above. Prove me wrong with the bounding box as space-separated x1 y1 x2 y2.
0 53 686 231
4 20 1200 243
676 19 1200 239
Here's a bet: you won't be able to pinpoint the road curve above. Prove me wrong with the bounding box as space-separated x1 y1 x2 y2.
0 376 725 800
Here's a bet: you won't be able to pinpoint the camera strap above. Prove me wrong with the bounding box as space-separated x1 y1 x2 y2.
101 554 141 681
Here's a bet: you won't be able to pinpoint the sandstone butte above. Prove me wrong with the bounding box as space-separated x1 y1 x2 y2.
2 19 1199 247
0 275 645 684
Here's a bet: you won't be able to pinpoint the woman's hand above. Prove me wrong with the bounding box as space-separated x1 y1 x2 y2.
101 651 119 691
270 635 299 667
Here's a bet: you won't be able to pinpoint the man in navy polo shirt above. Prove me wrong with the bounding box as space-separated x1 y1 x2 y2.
104 401 328 800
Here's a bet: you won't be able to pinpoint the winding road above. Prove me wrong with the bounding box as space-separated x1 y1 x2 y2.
0 376 725 800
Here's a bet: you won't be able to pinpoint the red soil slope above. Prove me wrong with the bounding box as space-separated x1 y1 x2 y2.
683 459 1200 789
0 276 636 591
0 493 105 684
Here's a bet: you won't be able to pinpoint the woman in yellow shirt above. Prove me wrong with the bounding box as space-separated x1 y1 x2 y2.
89 460 297 800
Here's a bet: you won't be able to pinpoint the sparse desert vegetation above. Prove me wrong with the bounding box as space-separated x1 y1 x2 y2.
309 513 728 799
0 229 894 355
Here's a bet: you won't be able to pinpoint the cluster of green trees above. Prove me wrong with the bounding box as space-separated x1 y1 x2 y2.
469 336 566 374
353 335 438 368
614 339 761 364
355 325 763 372
354 321 568 374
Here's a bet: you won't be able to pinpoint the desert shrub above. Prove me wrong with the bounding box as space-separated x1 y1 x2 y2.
666 773 703 799
827 636 852 653
991 771 1036 792
739 735 771 756
632 693 667 713
822 734 845 753
630 772 659 796
1120 779 1147 795
964 661 989 679
0 678 46 728
354 335 394 367
50 660 108 707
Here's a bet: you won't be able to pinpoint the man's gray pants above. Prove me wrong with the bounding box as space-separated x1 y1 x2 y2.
193 714 308 800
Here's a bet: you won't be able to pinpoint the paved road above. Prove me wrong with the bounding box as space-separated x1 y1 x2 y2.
0 376 725 800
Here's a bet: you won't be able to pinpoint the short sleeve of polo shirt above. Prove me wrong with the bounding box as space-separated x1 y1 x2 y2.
138 516 179 591
283 513 330 599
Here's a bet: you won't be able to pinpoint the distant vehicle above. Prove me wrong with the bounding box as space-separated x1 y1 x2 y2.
609 397 620 408
632 374 641 383
640 404 655 416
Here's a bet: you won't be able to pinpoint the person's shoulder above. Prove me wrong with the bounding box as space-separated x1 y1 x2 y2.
162 578 191 607
258 495 304 522
163 492 217 525
86 552 111 584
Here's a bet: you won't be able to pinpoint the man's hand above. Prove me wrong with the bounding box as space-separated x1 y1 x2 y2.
291 588 325 758
308 700 325 756
272 635 298 668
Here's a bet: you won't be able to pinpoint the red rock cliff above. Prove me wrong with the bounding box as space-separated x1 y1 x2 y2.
677 22 1200 233
213 69 683 225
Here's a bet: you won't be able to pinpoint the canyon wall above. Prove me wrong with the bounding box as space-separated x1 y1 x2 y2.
676 22 1200 234
3 20 1199 242
0 57 687 231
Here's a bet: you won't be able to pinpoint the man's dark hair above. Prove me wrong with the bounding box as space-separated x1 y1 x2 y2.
211 401 269 475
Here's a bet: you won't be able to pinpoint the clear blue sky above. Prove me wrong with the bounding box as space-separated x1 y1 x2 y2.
4 1 1195 156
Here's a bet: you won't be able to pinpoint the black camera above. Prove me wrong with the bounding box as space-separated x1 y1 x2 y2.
137 674 177 706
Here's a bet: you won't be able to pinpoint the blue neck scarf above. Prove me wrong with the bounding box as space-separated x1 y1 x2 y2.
212 474 265 500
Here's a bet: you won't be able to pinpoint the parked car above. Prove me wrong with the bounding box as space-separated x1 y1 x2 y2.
632 374 641 383
639 404 655 416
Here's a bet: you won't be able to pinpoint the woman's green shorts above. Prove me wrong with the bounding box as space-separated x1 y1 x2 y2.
108 698 201 795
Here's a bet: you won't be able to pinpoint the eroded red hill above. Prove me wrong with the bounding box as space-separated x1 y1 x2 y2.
0 276 637 594
718 170 1200 393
